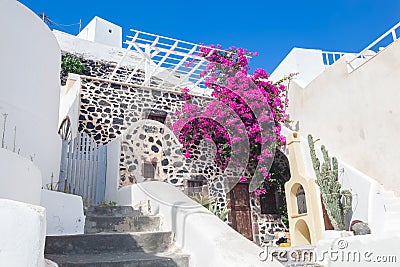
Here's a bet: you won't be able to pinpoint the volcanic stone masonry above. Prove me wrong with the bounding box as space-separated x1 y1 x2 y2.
77 75 231 211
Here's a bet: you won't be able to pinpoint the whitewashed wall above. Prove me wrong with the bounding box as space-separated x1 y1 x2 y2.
40 189 85 236
59 74 81 139
0 199 46 267
77 16 122 48
0 148 42 205
269 48 326 87
0 0 61 186
284 39 400 194
105 136 121 202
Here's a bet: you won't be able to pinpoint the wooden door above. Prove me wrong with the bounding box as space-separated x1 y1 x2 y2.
229 183 253 240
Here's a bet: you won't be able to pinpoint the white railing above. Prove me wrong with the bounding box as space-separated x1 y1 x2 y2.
322 51 347 66
108 29 249 94
348 21 400 71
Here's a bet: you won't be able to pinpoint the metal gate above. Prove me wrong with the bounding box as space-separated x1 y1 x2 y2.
58 132 107 205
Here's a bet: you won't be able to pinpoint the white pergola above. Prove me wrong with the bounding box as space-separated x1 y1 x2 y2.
108 29 243 96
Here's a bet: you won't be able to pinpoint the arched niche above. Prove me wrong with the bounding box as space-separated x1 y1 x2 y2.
294 219 311 245
290 183 308 216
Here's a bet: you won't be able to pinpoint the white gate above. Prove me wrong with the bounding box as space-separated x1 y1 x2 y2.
58 132 107 205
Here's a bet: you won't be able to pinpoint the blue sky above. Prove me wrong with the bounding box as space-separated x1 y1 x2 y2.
20 0 400 73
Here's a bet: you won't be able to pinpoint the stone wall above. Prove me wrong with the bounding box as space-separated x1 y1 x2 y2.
119 121 229 212
119 120 189 187
61 52 172 88
78 77 206 144
76 76 229 199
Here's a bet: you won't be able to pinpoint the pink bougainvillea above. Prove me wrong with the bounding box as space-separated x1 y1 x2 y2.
172 45 292 194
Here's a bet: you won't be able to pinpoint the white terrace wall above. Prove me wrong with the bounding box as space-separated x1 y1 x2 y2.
40 189 85 236
0 148 42 205
284 39 400 194
59 73 81 138
0 0 61 186
77 16 122 48
55 30 124 63
269 48 356 87
269 48 327 87
0 199 46 267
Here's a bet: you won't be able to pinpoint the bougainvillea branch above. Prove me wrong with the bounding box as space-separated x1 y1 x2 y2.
172 45 292 195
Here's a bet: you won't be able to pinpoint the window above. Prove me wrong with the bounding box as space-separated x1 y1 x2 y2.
143 162 156 179
143 109 167 124
187 180 204 197
260 190 279 214
148 113 167 124
186 175 207 197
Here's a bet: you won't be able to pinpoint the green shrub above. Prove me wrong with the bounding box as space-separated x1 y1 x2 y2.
100 200 118 206
61 57 84 74
191 194 230 221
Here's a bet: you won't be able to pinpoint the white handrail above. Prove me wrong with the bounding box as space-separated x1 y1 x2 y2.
348 21 400 70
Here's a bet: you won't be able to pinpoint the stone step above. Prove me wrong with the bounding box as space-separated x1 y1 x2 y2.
45 250 189 267
85 205 141 217
85 215 161 233
45 231 173 255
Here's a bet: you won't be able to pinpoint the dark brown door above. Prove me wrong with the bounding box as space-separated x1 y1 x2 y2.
229 183 253 240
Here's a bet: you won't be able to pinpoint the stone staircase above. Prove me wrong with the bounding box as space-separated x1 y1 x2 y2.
45 206 189 266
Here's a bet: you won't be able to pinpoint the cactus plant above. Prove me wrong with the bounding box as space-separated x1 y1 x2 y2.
308 134 352 230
